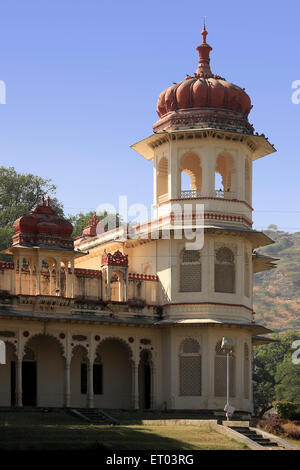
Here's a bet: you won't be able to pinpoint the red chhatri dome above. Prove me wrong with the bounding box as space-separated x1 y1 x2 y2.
13 196 74 249
82 213 99 237
154 25 253 134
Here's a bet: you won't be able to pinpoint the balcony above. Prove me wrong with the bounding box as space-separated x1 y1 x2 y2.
180 190 202 199
215 190 237 200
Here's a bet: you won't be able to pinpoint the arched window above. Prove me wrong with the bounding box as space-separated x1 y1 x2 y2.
214 340 235 397
180 153 202 198
215 247 235 293
180 249 201 292
244 252 250 298
179 338 201 396
215 153 237 199
244 343 250 399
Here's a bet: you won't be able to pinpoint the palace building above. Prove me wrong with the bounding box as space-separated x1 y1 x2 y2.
0 26 277 413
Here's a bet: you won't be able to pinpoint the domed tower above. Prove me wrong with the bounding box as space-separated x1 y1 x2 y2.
131 26 277 414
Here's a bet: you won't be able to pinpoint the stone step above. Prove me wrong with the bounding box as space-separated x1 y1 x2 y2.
229 426 280 448
74 408 113 424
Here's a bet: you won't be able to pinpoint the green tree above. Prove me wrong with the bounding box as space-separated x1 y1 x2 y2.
253 330 300 416
275 357 300 408
0 166 64 258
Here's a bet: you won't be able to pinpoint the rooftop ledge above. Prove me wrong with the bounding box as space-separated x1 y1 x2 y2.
131 128 276 161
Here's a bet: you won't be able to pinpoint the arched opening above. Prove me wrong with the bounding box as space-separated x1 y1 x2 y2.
70 345 88 408
214 247 235 293
180 153 202 198
23 335 65 407
245 159 251 204
215 153 237 199
179 338 201 396
22 346 37 406
157 156 169 203
0 342 17 406
139 349 152 409
180 249 201 292
110 270 125 302
244 343 250 399
214 340 235 398
95 338 132 408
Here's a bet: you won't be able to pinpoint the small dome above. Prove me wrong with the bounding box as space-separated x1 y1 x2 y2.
12 196 74 249
154 25 253 134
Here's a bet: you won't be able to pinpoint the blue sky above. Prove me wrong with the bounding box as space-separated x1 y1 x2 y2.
0 0 299 231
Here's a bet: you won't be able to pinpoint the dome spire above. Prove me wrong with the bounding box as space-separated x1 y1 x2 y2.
201 21 208 44
196 22 212 77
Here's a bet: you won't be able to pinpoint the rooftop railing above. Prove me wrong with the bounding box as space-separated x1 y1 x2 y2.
180 190 202 199
215 190 237 199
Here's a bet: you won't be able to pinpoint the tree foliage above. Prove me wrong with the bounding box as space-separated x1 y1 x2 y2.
253 330 300 416
0 166 64 258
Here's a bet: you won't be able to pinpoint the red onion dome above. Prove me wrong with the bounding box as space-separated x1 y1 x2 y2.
12 196 74 250
154 25 253 135
13 214 38 235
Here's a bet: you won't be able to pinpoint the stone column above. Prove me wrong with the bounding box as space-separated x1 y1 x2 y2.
106 269 111 301
70 259 75 298
64 358 71 407
132 363 139 409
18 255 22 295
55 259 61 296
151 364 156 409
16 357 23 407
124 272 128 302
36 258 42 295
87 361 94 408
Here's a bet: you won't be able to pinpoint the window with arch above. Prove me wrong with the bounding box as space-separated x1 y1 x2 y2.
180 249 201 292
179 338 201 396
214 340 235 398
244 252 250 298
180 152 202 197
81 355 103 395
244 343 250 399
215 153 237 199
214 247 235 293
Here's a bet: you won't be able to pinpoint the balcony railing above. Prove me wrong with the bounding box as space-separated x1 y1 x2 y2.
215 190 237 200
180 190 202 199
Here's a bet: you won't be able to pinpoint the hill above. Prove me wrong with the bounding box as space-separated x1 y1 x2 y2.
254 228 300 331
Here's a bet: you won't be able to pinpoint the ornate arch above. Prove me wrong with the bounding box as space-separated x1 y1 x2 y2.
2 340 17 359
71 344 88 361
23 333 66 359
139 348 153 367
96 336 133 360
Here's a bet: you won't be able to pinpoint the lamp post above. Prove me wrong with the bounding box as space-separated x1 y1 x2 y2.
221 337 235 421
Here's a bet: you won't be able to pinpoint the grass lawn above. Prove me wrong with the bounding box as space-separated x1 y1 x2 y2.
283 438 300 449
0 410 248 450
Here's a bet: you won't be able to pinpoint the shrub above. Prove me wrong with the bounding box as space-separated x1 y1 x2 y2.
272 400 298 419
258 419 286 436
258 418 300 440
281 422 300 440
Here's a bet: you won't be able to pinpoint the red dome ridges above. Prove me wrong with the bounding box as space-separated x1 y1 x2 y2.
13 196 74 249
154 24 253 134
82 213 99 237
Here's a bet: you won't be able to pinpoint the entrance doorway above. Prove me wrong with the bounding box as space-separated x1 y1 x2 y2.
22 362 37 406
10 361 15 407
139 350 152 409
